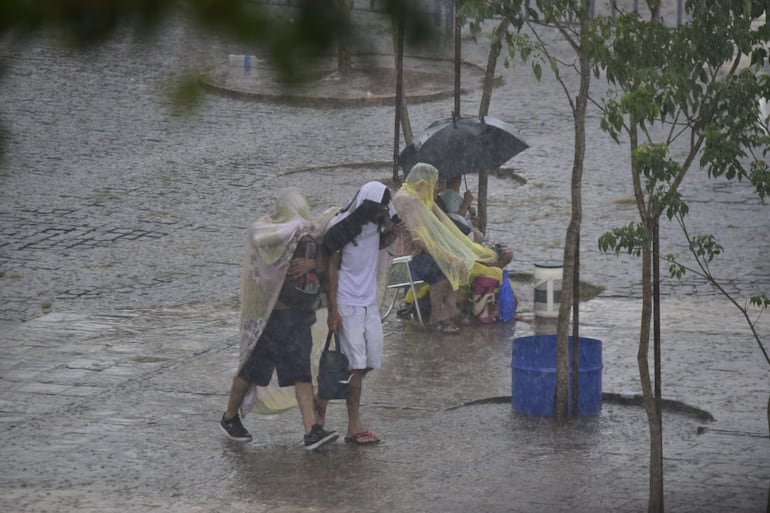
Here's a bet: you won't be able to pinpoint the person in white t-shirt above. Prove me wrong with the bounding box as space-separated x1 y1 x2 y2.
321 181 402 445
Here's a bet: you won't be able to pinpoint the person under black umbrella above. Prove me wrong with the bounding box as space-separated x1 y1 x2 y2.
392 163 500 332
437 176 512 269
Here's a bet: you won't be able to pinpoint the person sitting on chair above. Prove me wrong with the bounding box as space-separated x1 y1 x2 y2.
392 163 499 333
436 177 477 239
439 176 476 218
436 176 513 269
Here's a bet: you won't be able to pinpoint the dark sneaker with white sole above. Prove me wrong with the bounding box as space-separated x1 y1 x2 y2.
219 413 252 442
304 424 339 451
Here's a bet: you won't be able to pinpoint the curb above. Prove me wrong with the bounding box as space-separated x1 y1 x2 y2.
200 53 493 108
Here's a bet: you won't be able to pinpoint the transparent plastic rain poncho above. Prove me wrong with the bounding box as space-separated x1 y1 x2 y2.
392 163 497 290
238 188 338 416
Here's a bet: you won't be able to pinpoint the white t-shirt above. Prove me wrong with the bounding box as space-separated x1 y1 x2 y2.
337 222 380 306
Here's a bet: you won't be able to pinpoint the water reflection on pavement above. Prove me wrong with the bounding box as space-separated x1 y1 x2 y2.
1 298 766 512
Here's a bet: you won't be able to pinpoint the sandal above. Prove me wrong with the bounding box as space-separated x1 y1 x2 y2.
430 321 460 334
344 431 381 445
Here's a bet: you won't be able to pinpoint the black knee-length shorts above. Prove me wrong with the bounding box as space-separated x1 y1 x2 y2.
239 309 316 387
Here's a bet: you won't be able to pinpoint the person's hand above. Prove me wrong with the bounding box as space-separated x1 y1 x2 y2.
384 214 407 234
463 190 474 204
327 309 341 333
287 257 314 279
468 205 477 217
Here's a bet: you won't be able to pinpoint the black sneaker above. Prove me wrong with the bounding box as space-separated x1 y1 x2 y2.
219 413 252 442
304 424 339 451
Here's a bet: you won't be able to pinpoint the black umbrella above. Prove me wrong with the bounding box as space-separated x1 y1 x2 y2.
398 115 529 181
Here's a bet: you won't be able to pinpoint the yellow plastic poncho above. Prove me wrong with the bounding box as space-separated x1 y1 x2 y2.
392 163 497 290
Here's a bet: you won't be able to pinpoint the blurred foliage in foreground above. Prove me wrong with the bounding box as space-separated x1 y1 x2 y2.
1 0 435 79
0 0 437 155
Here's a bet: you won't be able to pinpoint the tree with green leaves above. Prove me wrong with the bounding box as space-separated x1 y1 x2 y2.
596 2 770 510
466 0 769 511
0 0 435 75
464 0 610 424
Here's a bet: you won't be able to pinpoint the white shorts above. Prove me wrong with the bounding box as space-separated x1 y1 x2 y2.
337 304 384 370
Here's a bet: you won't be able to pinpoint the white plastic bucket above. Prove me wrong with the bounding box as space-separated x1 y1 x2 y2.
534 263 562 318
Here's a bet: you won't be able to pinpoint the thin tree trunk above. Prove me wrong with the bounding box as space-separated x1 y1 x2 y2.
478 172 488 233
555 112 586 421
556 220 578 422
400 97 412 145
392 16 404 182
653 220 664 511
641 237 664 513
477 18 510 234
479 19 509 116
391 17 411 144
571 236 580 416
555 13 589 422
628 119 664 513
337 0 352 77
639 248 657 512
453 1 461 117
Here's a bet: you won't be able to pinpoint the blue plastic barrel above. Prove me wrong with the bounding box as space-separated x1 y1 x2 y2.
511 335 603 416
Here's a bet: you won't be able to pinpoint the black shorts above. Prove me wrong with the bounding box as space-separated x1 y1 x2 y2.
239 309 316 387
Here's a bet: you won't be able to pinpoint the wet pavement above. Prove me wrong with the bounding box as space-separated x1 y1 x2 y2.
1 6 769 513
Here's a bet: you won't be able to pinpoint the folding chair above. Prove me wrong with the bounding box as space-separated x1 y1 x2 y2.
381 255 426 328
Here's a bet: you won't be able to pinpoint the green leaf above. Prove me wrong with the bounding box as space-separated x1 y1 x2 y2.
598 223 650 257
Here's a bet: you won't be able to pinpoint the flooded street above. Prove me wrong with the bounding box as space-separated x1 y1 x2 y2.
1 12 768 321
1 301 766 512
0 6 769 513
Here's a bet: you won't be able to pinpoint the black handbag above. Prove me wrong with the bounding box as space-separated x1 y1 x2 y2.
318 331 351 400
